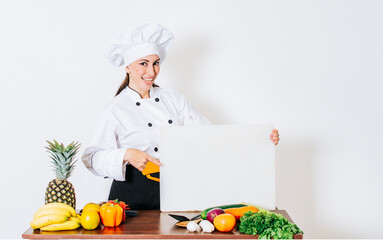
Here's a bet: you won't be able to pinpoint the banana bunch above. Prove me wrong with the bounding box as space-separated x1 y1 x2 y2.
30 203 81 231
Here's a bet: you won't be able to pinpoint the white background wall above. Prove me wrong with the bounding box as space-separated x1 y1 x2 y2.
0 0 382 238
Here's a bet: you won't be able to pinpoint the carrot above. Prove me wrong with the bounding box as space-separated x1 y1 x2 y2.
224 206 259 221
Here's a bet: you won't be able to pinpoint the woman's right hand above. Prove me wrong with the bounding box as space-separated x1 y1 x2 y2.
124 149 161 172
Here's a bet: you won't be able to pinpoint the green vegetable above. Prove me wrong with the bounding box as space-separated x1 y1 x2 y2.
239 210 303 239
200 204 247 220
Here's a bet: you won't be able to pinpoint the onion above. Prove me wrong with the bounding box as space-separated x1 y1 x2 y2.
206 208 225 223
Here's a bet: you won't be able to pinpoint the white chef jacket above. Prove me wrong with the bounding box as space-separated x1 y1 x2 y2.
81 86 210 181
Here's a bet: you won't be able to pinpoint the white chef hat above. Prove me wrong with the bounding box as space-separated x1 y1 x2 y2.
108 22 175 67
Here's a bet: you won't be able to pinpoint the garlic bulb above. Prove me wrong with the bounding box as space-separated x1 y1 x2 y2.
199 220 215 233
187 221 201 232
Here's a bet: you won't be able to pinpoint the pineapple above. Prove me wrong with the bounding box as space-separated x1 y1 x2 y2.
45 140 80 209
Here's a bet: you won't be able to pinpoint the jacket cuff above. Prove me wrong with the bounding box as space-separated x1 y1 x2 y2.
92 148 127 181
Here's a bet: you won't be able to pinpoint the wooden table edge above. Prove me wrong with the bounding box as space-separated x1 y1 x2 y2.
22 209 303 239
22 233 304 239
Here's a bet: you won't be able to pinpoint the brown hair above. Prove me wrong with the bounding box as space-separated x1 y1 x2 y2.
115 73 159 96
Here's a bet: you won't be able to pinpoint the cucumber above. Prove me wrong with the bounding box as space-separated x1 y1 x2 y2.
200 203 248 220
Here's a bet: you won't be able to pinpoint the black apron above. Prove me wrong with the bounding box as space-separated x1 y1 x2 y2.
108 165 160 210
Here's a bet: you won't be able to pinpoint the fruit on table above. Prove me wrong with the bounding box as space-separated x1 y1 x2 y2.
30 214 68 229
33 207 72 219
206 208 225 223
100 202 123 227
224 205 259 221
76 214 82 224
213 213 236 232
81 210 100 230
69 216 81 223
37 202 77 217
40 220 81 231
83 202 101 213
200 203 247 220
45 140 80 209
30 203 80 231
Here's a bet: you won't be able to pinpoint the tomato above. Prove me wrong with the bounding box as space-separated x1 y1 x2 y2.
213 213 236 232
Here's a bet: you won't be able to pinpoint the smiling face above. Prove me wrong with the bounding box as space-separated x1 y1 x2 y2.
125 54 160 98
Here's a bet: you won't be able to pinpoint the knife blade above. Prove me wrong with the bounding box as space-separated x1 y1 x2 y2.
168 213 201 222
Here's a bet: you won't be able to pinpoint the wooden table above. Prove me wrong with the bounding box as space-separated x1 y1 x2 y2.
22 209 303 239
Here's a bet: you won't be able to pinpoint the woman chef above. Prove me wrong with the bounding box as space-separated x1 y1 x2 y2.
81 22 279 210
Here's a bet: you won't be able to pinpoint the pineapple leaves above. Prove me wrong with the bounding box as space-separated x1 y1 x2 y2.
46 140 81 180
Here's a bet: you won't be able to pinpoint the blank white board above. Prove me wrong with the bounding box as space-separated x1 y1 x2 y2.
160 124 275 211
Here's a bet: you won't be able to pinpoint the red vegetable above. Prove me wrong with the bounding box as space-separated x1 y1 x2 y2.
206 208 225 223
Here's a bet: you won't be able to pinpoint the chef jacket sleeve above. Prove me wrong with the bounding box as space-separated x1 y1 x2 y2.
81 110 127 181
177 92 211 125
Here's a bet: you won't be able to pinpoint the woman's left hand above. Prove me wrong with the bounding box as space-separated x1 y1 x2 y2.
270 129 279 145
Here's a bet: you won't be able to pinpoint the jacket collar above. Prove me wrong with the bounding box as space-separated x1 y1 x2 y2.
122 86 158 100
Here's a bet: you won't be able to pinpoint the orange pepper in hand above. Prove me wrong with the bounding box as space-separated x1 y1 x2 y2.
100 203 123 227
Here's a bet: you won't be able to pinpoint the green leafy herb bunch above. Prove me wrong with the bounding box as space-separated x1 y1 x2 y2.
239 210 303 239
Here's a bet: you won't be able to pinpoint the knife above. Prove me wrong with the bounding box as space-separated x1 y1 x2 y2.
168 213 201 222
125 210 138 217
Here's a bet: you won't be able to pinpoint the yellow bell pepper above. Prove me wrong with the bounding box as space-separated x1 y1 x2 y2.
100 203 123 227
